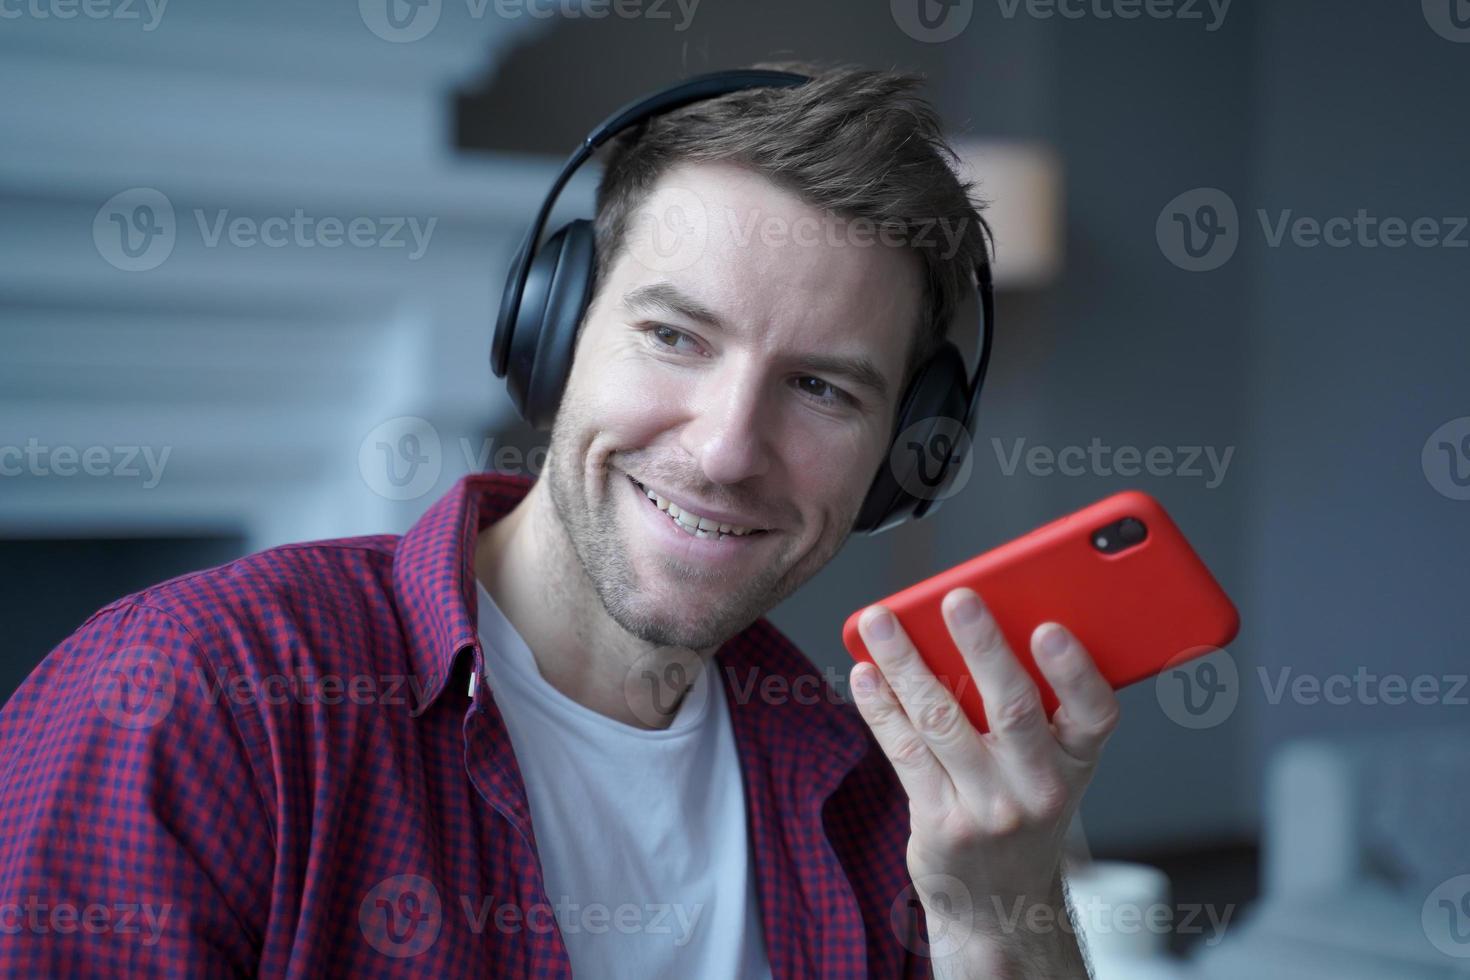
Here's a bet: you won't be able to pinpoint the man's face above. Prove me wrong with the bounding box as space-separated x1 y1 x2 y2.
545 161 922 650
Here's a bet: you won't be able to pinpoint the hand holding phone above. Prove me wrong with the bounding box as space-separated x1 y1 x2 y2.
842 490 1238 733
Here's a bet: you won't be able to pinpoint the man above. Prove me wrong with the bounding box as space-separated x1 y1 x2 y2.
0 63 1118 977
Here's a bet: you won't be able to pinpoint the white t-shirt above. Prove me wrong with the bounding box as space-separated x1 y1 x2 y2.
474 579 773 979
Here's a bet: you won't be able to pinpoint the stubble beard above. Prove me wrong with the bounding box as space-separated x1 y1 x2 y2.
542 405 841 652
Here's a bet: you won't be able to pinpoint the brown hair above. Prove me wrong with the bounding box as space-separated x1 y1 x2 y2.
591 61 993 408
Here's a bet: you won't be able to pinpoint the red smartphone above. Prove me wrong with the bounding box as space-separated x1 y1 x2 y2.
841 490 1239 732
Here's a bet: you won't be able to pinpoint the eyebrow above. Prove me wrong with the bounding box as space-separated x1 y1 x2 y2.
622 281 723 329
620 281 892 402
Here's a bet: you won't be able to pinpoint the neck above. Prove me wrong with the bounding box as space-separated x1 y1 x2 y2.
472 478 711 730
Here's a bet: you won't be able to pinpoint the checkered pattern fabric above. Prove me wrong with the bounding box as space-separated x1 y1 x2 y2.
0 473 932 977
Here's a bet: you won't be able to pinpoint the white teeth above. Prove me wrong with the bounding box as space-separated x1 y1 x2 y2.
634 478 758 538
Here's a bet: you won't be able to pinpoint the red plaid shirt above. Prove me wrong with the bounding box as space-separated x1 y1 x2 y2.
0 472 932 977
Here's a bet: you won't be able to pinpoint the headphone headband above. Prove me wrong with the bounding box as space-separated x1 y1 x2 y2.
492 71 812 379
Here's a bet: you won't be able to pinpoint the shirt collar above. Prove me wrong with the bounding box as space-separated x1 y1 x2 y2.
394 471 532 716
393 471 871 769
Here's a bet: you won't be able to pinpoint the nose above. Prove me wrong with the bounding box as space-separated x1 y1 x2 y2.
678 358 774 487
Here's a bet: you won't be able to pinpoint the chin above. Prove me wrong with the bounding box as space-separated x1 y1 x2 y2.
607 589 755 651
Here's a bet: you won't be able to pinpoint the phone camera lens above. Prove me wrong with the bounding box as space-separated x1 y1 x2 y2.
1118 518 1146 544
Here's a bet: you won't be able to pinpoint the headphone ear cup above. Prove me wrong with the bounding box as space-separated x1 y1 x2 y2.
853 341 971 534
506 219 597 430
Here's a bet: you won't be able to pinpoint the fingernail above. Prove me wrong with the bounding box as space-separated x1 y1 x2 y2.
1038 625 1069 660
863 607 895 641
952 590 985 625
853 665 877 695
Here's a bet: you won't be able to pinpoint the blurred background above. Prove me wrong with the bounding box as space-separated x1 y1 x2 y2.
3 1 1468 976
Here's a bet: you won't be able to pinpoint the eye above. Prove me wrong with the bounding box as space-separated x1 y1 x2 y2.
646 324 702 355
793 375 850 407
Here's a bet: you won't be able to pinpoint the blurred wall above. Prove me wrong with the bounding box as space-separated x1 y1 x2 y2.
1245 2 1470 750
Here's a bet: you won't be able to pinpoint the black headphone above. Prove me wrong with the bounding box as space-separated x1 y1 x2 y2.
491 69 994 534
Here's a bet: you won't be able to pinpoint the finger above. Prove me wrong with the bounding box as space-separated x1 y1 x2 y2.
849 661 953 806
1032 623 1121 763
940 589 1055 770
857 605 989 783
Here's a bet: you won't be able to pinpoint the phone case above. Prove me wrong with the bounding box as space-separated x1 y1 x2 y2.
841 490 1239 732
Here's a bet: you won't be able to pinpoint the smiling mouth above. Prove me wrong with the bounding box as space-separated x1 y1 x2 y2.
628 475 767 541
